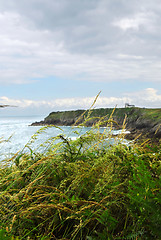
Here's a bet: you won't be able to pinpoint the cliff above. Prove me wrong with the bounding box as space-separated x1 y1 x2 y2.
31 107 161 140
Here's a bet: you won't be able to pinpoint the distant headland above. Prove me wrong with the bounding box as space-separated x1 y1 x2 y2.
0 105 11 108
0 105 17 108
31 107 161 141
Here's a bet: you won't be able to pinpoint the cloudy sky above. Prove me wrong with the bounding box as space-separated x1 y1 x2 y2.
0 0 161 116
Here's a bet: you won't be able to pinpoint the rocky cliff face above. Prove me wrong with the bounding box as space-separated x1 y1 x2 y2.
31 107 161 140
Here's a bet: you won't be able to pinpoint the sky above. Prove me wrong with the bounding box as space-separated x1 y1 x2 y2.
0 0 161 116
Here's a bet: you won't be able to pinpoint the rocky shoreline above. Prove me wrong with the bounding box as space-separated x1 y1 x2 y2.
31 107 161 141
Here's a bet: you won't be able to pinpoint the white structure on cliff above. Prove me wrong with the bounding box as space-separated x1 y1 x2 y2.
125 103 135 108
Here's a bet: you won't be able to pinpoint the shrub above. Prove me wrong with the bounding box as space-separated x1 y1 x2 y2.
0 113 160 239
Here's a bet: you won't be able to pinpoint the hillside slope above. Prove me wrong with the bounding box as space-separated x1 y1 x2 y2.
31 107 161 139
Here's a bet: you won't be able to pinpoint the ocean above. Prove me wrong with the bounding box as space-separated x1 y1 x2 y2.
0 116 128 159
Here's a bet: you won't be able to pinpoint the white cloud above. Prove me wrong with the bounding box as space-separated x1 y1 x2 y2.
0 1 160 85
1 88 161 113
124 88 161 107
118 54 144 60
0 96 127 109
0 0 161 90
113 12 155 31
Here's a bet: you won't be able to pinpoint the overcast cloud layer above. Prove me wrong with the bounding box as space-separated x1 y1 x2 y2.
0 0 161 114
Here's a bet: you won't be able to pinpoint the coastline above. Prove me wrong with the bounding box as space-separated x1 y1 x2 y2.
31 107 161 142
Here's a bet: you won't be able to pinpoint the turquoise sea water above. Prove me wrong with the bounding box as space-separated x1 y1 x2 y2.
0 116 129 159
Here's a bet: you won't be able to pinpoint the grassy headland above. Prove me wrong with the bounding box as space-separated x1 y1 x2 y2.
0 112 161 239
32 107 161 140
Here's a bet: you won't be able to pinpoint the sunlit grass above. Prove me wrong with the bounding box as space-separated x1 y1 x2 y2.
0 107 160 240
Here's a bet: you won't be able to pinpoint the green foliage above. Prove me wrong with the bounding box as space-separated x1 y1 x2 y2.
0 227 19 240
0 228 10 240
0 114 160 239
44 106 161 125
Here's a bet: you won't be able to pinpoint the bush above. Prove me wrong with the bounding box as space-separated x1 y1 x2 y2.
0 117 160 239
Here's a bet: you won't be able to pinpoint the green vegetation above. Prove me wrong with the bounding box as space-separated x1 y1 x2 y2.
44 108 132 125
36 107 161 140
36 107 161 132
142 108 161 120
44 107 161 123
0 112 161 239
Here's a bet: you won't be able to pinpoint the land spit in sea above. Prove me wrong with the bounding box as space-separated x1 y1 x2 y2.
31 107 161 142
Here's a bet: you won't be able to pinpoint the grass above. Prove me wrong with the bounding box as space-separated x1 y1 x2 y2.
0 108 160 239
